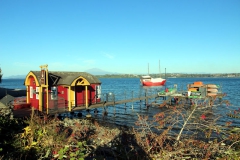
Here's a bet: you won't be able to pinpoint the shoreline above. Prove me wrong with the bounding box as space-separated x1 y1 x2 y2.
0 87 26 99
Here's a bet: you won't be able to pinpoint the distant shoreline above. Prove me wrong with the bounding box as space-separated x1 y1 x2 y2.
2 73 240 81
95 73 240 78
1 73 240 79
0 87 26 99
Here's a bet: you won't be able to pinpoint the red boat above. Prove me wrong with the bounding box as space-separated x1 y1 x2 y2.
140 61 166 86
140 75 166 86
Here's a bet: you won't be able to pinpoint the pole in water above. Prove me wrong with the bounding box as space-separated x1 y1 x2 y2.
114 105 116 116
124 91 127 110
140 100 142 109
132 91 134 110
113 94 116 116
145 89 147 105
102 107 108 119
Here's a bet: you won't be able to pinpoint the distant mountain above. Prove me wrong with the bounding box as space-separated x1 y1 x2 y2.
84 68 115 75
3 75 26 79
4 68 117 78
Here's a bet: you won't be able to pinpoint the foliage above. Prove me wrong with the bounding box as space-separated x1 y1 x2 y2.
0 116 26 158
0 95 240 159
55 142 85 160
133 96 240 159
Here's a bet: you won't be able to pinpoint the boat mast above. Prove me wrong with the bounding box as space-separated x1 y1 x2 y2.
159 60 161 77
148 63 149 75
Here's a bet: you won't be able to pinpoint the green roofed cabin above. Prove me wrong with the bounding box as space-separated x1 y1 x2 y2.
24 66 101 114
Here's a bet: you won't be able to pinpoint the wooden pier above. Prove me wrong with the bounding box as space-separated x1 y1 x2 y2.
12 93 161 117
73 93 159 110
11 86 226 118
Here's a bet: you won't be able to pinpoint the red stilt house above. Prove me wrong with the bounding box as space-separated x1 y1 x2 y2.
24 65 101 114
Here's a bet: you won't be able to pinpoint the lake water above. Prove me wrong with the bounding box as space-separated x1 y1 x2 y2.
0 77 240 127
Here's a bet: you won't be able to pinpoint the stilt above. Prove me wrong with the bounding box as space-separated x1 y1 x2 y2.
146 97 149 106
114 104 116 116
102 107 108 119
70 111 74 119
132 91 134 110
140 100 142 110
94 108 98 116
124 91 127 110
77 112 82 117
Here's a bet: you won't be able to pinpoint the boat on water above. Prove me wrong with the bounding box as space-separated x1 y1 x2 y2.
140 61 166 86
140 75 166 86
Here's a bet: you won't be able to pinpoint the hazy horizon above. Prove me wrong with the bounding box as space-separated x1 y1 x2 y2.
1 67 240 79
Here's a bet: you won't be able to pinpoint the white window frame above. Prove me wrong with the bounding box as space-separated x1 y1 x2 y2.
36 87 39 99
30 86 33 98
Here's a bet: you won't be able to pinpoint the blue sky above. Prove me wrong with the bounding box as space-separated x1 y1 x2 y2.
0 0 239 77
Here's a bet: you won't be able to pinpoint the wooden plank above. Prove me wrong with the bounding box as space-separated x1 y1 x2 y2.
72 94 159 111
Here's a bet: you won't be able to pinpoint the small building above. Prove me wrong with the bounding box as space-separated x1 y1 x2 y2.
0 94 15 108
0 94 15 116
24 65 101 114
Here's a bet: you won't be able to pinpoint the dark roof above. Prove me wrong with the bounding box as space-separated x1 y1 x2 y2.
0 94 15 105
0 88 26 99
28 71 101 86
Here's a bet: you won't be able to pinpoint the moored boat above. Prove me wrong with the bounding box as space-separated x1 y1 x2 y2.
140 61 166 86
140 75 166 86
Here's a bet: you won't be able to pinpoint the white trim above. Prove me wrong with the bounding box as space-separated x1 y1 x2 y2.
96 85 101 99
36 87 39 99
30 86 33 98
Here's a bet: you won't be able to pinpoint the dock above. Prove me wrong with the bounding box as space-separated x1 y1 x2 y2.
9 83 227 118
11 92 161 117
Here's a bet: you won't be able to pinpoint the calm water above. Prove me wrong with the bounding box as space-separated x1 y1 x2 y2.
1 78 240 127
0 79 26 89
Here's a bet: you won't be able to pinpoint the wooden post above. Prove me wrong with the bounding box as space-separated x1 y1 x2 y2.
68 86 71 111
85 86 88 108
40 64 48 114
124 91 127 110
145 89 147 105
146 97 149 106
113 94 116 116
39 86 42 112
132 91 134 110
140 100 142 109
26 86 29 103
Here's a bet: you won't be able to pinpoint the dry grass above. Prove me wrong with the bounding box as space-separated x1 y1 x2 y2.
0 97 240 159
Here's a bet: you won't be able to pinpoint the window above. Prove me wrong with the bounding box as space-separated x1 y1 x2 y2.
51 86 58 100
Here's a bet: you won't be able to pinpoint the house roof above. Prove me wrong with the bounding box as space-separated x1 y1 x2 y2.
0 94 15 106
0 88 26 99
27 71 101 86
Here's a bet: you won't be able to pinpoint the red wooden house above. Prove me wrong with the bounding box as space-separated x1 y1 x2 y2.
24 65 101 114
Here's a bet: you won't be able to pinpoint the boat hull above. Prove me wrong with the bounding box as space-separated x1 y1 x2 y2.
141 79 166 86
